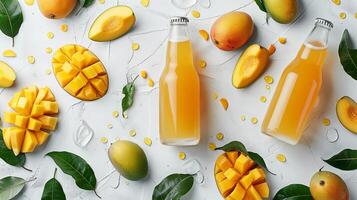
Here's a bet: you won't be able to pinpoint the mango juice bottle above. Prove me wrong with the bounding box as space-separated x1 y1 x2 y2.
261 18 333 145
159 17 200 145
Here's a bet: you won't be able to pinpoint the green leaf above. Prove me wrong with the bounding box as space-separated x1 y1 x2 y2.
121 75 139 117
323 149 357 170
74 0 95 15
248 151 275 175
254 0 267 12
0 0 23 46
0 129 26 167
338 29 357 80
41 168 66 200
152 174 194 200
0 176 26 200
46 151 100 198
83 0 95 7
273 184 313 200
215 141 248 155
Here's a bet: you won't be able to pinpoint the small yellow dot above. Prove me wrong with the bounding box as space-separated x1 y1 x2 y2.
220 98 229 111
140 70 148 79
98 0 105 4
178 152 186 160
47 32 54 39
100 137 108 144
260 96 267 103
355 13 357 19
144 137 152 146
60 24 68 32
45 47 53 54
24 0 34 6
199 60 207 68
266 85 271 90
339 12 347 19
276 154 286 163
148 78 154 87
264 75 274 84
27 56 35 64
212 92 218 100
129 129 136 137
107 124 113 129
2 49 16 57
198 29 209 41
331 0 341 5
46 68 52 75
112 111 119 118
278 37 287 44
191 10 201 18
251 117 258 124
216 132 224 141
322 118 331 126
209 142 216 151
140 0 150 7
132 43 140 51
240 115 246 121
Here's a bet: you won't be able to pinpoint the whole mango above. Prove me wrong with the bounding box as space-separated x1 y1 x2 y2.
210 12 254 51
310 171 349 200
37 0 77 19
264 0 298 24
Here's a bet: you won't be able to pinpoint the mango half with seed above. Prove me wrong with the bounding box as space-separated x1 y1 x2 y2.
2 86 59 155
89 6 136 42
0 61 16 88
336 96 357 134
52 44 109 101
215 152 270 200
232 44 270 89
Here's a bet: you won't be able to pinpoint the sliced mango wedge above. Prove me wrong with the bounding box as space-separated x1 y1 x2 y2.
52 44 109 100
89 6 136 42
336 96 357 134
0 61 16 88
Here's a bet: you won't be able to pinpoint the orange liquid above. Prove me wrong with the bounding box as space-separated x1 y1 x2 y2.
262 42 327 144
159 40 200 145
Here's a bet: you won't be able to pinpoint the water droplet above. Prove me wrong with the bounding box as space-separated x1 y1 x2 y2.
171 0 197 9
326 128 339 143
240 115 246 121
264 75 274 84
181 159 205 184
73 120 94 147
251 117 258 124
209 142 216 150
216 132 224 141
260 96 267 103
322 118 331 126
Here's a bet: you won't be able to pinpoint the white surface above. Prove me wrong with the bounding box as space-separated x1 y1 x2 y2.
0 0 357 199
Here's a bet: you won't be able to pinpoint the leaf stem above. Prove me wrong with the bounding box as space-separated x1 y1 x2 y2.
22 166 32 172
53 168 58 178
12 37 14 47
94 190 102 199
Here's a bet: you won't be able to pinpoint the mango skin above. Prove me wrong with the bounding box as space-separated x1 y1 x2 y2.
336 96 357 134
310 171 349 200
37 0 76 19
0 61 16 88
264 0 298 24
210 12 254 51
108 140 148 181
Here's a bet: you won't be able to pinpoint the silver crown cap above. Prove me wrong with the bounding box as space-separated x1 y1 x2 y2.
170 16 189 25
315 18 333 29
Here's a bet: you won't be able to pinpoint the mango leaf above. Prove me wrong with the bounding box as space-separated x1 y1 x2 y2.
74 0 95 15
273 184 313 200
0 0 23 46
248 151 275 175
152 174 194 200
323 149 357 170
339 29 357 80
0 176 26 200
215 141 248 155
46 151 100 198
41 168 66 200
254 0 267 12
121 75 139 117
0 129 26 168
83 0 95 7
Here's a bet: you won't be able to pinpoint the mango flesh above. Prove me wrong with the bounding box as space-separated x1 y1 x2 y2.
2 86 59 155
310 171 349 200
52 44 109 101
108 140 148 181
232 44 270 88
264 0 298 24
210 11 254 51
37 0 76 19
215 152 270 200
336 96 357 134
89 6 136 42
0 61 16 88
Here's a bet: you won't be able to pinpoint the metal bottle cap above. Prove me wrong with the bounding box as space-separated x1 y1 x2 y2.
170 16 189 25
315 18 333 29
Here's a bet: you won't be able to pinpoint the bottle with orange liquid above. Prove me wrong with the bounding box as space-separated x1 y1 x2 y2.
159 17 200 145
261 18 333 145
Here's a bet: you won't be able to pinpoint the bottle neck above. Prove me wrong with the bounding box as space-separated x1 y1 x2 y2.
168 24 189 42
304 24 330 48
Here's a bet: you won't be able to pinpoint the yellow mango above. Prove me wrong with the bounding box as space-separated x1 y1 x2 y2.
243 186 262 200
216 172 226 183
232 44 270 89
16 97 31 115
90 78 106 94
35 88 48 104
64 73 88 96
91 62 106 75
27 118 42 131
227 151 239 164
0 61 16 88
336 96 357 134
71 52 86 68
82 65 98 79
224 168 242 182
9 92 22 111
229 183 246 200
44 87 55 101
4 112 17 124
21 130 38 153
218 179 236 197
83 51 99 66
34 131 49 145
240 173 255 190
2 128 12 149
53 63 63 73
56 71 74 87
234 154 255 174
14 115 29 128
62 62 79 76
53 51 69 63
38 115 58 130
40 101 59 114
217 154 234 172
249 168 265 184
10 128 25 156
31 105 45 117
89 6 136 42
77 84 97 100
254 182 269 198
61 44 76 58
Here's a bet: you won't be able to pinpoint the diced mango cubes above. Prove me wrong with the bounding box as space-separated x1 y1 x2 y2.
2 86 59 155
214 151 270 200
52 44 109 101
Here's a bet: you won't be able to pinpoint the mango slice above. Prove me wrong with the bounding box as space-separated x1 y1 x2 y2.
215 152 270 200
89 6 136 42
336 96 357 134
0 61 16 88
232 44 270 89
2 86 59 154
52 44 109 101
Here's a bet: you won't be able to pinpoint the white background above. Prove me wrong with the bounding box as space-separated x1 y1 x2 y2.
0 0 357 199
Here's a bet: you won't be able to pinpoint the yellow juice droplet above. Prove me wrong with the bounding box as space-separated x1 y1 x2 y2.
278 37 287 44
339 12 347 19
141 0 150 7
266 85 271 90
198 30 209 41
240 115 246 121
24 0 34 6
107 124 113 129
322 118 331 126
129 129 136 137
112 111 119 118
331 0 341 5
216 132 224 141
46 68 52 75
212 92 218 100
354 13 357 19
264 75 274 84
2 49 16 57
60 24 68 32
199 59 207 68
98 0 105 4
251 117 258 124
132 43 140 51
100 137 108 144
27 56 35 64
144 137 152 146
148 78 154 87
191 10 201 18
209 142 216 151
260 96 267 103
276 154 286 163
220 98 229 110
45 47 53 54
47 32 54 39
178 152 186 160
140 70 148 79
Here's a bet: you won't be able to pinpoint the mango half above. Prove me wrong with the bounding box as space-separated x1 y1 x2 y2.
264 0 298 24
89 6 136 42
0 61 16 88
52 44 109 101
232 44 270 88
215 152 270 200
2 86 59 155
336 96 357 134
